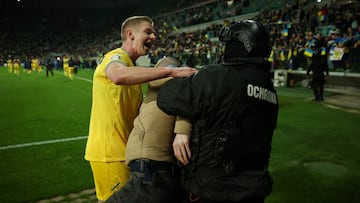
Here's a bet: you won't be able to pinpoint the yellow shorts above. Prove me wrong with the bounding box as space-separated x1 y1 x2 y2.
68 67 74 73
90 161 130 201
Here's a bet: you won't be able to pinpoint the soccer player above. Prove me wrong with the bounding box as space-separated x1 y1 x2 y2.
31 57 40 73
7 58 13 73
62 54 70 79
13 58 20 76
68 57 75 80
84 16 196 202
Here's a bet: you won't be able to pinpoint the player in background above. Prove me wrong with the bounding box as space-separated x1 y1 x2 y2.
7 58 13 73
68 56 75 80
13 58 20 76
62 54 70 79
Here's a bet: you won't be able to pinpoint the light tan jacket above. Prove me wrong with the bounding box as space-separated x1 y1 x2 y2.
125 77 192 165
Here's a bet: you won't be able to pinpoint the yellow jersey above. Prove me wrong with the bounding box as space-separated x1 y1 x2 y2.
31 58 39 69
63 57 69 69
85 48 142 162
7 59 13 66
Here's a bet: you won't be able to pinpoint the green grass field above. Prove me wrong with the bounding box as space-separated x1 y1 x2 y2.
0 67 359 203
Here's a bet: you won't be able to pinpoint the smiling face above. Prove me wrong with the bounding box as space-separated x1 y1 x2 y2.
132 21 156 56
121 16 156 61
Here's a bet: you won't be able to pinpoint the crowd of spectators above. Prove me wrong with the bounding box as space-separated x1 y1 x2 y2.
1 0 360 72
152 0 360 71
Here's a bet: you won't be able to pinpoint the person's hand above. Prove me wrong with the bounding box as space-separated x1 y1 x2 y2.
169 67 197 77
173 134 191 166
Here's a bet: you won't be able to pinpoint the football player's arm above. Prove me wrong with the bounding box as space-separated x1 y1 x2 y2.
106 62 196 85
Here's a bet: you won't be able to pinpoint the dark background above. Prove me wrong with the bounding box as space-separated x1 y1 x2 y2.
0 0 180 31
0 0 178 21
0 0 172 9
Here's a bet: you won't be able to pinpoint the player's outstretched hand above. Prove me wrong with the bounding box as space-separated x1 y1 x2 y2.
169 67 197 78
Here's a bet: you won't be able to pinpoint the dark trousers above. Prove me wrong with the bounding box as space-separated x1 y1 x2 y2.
181 192 265 203
46 68 54 77
312 78 324 101
105 159 182 203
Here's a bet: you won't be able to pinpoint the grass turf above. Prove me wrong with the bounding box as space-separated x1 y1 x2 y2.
0 67 359 202
0 68 94 202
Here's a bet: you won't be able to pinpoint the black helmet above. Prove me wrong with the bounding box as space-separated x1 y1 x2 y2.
218 20 271 61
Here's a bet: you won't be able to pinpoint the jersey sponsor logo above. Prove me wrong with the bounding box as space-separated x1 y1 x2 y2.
247 84 277 104
110 54 121 61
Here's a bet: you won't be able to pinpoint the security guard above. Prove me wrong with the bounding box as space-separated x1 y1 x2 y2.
307 44 329 101
157 20 279 203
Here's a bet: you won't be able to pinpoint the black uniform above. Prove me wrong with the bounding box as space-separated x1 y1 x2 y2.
46 58 54 77
24 59 31 72
157 58 278 203
307 53 329 101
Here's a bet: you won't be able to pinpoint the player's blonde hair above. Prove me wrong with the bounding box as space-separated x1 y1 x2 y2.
121 16 154 41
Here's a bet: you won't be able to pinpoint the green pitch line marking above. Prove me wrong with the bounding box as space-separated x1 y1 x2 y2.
0 136 88 151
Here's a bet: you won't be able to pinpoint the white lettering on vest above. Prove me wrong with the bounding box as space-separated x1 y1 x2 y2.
247 84 277 104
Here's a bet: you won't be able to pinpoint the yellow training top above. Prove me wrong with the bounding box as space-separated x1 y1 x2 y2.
85 48 142 162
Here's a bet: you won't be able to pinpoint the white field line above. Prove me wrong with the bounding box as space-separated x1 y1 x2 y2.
74 76 93 83
0 136 88 151
0 76 92 151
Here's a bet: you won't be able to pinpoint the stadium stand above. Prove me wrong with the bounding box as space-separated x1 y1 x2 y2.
1 0 360 90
